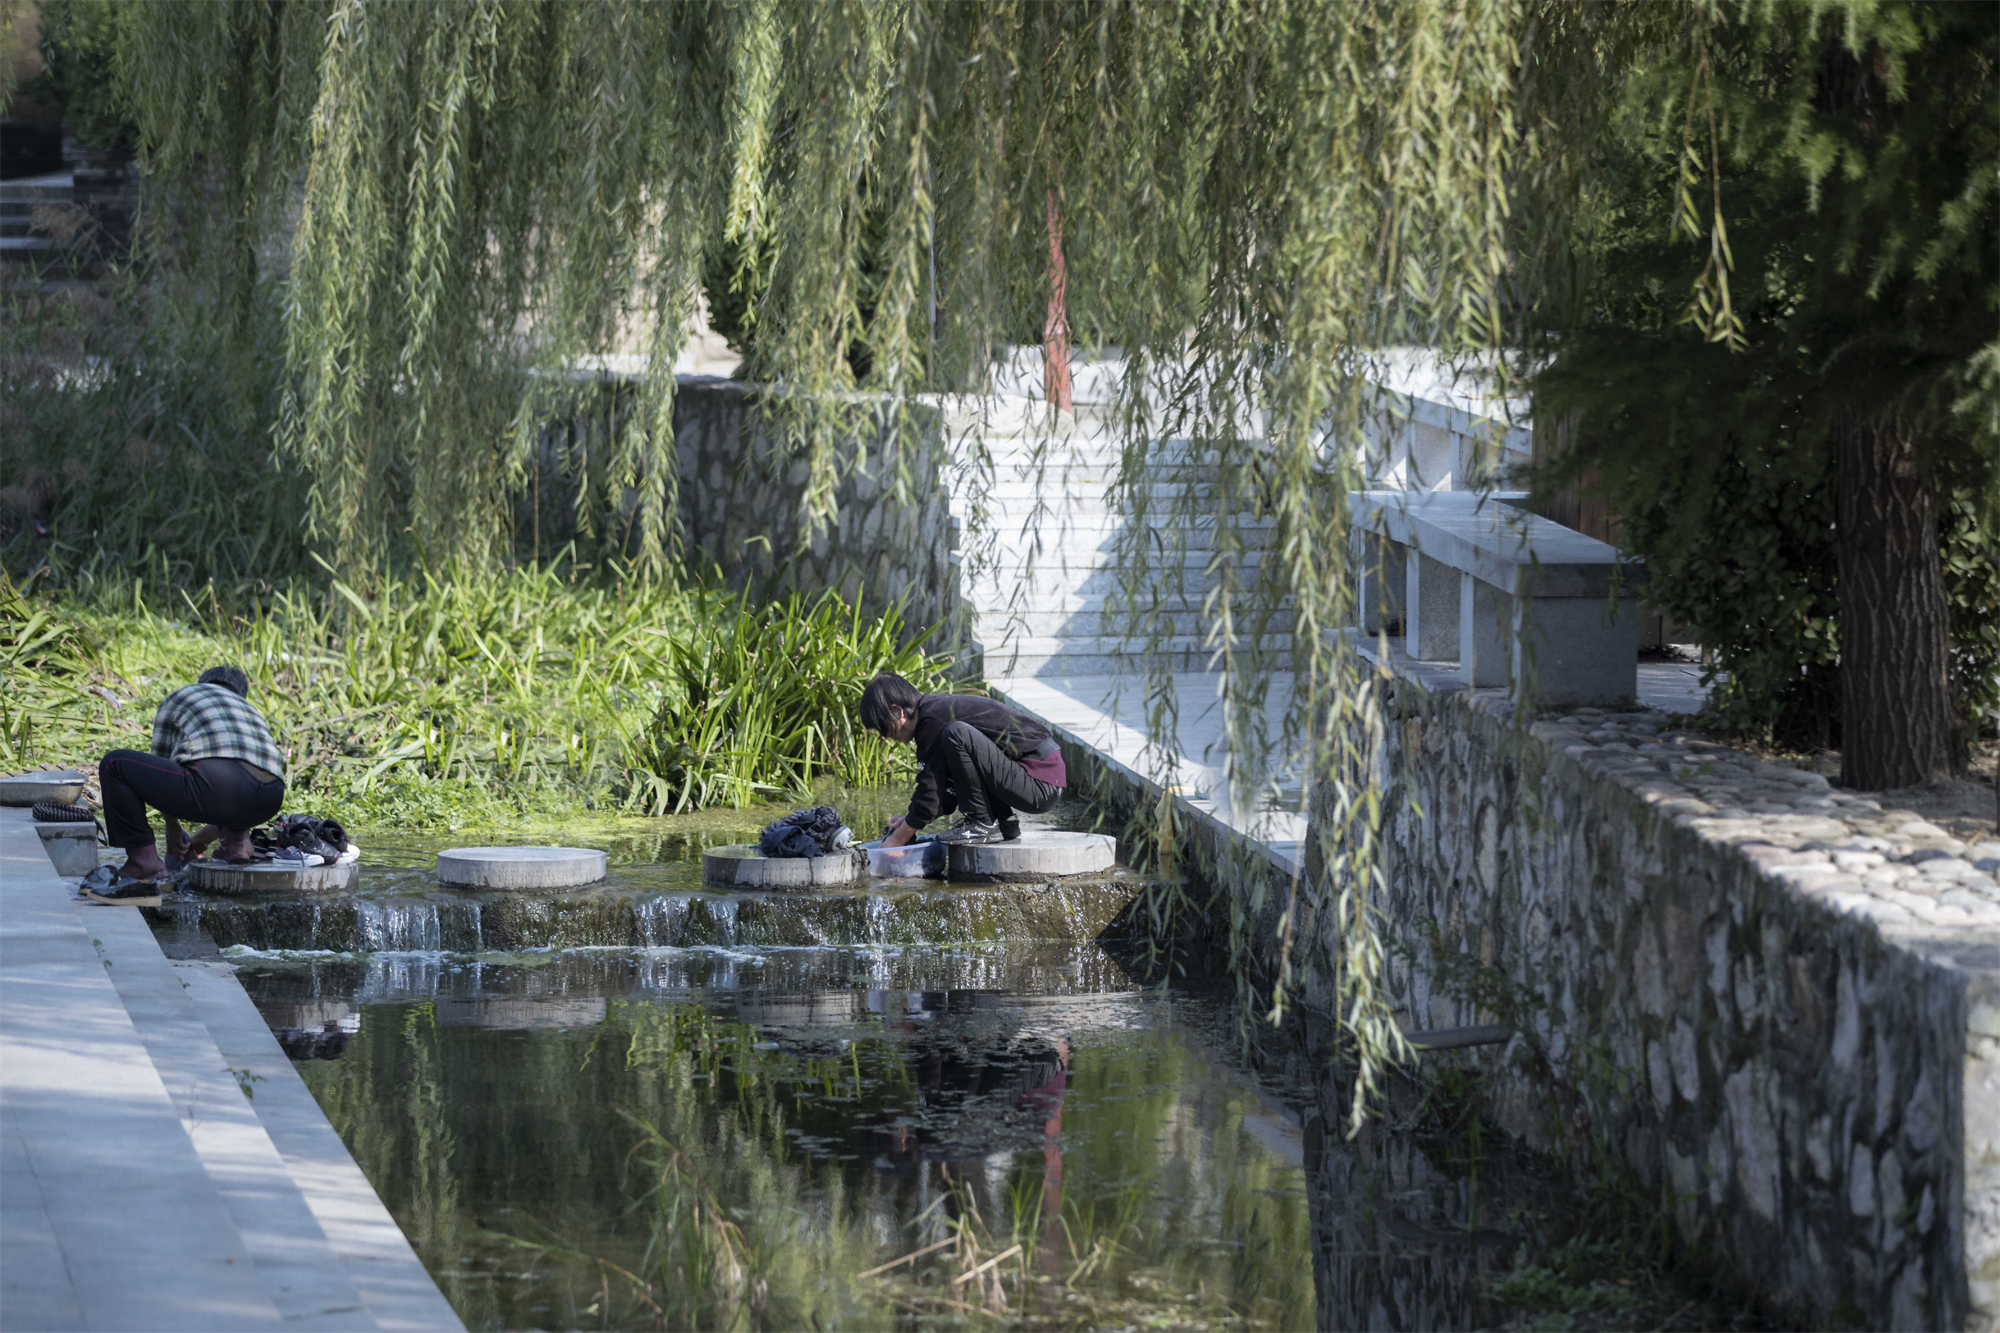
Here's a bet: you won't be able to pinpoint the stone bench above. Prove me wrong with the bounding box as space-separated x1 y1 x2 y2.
1348 490 1645 706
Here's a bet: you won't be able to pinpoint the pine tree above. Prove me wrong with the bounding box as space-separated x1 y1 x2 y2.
1515 1 1998 789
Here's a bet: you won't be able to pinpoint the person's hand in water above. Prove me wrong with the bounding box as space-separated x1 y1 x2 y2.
881 815 917 848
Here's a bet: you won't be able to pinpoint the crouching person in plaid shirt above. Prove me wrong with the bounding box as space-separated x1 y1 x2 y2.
101 665 287 881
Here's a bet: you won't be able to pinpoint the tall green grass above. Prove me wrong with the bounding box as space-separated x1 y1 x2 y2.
1 565 949 828
632 587 948 813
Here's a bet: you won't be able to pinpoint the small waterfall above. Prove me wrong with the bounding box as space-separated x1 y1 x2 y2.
703 897 738 946
353 899 443 952
865 895 896 944
633 896 689 948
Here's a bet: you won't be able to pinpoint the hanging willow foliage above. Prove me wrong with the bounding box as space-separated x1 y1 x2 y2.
8 0 1526 1123
28 0 1973 1121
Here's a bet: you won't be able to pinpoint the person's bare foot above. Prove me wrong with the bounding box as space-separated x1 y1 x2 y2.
217 828 255 863
115 847 168 881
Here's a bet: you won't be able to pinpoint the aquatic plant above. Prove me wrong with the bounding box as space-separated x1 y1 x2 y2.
0 566 941 824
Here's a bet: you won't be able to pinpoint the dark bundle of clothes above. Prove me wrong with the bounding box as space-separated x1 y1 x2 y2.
758 805 853 859
253 813 350 862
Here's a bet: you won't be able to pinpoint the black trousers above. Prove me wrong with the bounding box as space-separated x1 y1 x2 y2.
937 721 1062 824
100 750 286 849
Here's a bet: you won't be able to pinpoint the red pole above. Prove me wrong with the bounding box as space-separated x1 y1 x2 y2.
1043 187 1072 412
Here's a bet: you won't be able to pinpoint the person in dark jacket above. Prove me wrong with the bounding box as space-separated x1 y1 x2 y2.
861 672 1066 846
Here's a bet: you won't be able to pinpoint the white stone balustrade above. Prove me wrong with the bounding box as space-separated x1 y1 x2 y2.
1348 490 1646 706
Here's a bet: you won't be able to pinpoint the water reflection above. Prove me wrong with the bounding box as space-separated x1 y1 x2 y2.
240 952 1313 1331
221 820 1757 1331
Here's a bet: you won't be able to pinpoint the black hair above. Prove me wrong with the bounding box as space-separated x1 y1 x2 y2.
860 672 920 736
198 665 251 699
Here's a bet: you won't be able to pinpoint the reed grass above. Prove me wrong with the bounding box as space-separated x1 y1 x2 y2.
0 564 947 828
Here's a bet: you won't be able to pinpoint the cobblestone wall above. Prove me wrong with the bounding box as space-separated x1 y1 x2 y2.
1328 671 2000 1330
672 379 959 642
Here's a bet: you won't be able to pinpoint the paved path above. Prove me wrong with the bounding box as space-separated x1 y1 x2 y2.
0 807 460 1332
994 666 1714 879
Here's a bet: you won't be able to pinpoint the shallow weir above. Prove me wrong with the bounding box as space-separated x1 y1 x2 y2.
169 811 1765 1331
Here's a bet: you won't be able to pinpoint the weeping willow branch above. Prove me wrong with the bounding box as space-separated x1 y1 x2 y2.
80 0 1539 1118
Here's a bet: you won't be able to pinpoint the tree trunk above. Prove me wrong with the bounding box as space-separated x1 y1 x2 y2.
1043 187 1072 412
1835 411 1954 790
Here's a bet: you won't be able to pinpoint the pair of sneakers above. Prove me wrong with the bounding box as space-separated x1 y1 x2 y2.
932 815 1021 845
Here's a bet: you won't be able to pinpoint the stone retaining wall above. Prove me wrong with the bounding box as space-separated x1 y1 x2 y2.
523 377 960 646
1324 664 2000 1330
671 379 959 640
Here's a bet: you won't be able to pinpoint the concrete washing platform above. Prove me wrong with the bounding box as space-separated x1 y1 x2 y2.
0 804 463 1331
947 830 1116 881
702 845 868 889
702 829 1117 889
436 846 605 890
185 860 361 895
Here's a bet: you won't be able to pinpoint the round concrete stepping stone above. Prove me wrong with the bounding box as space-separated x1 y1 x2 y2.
947 830 1117 882
702 845 866 890
186 860 360 895
0 770 86 806
438 846 606 890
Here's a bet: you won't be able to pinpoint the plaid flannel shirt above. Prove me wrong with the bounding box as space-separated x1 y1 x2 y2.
150 683 287 779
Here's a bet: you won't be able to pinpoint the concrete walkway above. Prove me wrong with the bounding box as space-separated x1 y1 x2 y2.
0 807 461 1333
994 665 1714 879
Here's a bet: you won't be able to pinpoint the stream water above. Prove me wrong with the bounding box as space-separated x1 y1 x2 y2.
191 800 1762 1331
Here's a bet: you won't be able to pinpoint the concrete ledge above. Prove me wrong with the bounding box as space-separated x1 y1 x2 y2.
34 819 98 876
0 806 463 1331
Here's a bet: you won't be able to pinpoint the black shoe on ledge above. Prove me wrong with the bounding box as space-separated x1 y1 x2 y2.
998 818 1022 842
934 817 1004 845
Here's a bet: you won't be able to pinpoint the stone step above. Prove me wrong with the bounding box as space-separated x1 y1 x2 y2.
961 507 1280 536
951 442 1224 467
958 542 1276 577
176 962 467 1330
971 604 1297 637
960 559 1270 601
0 812 298 1330
965 587 1295 615
0 181 75 204
0 807 463 1332
935 399 1123 437
86 908 385 1330
947 471 1225 499
952 479 1223 501
974 633 1295 679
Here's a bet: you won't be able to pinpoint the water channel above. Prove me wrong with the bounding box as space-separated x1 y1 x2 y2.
157 796 1765 1331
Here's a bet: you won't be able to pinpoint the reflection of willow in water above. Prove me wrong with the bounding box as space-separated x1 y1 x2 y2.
299 993 1314 1331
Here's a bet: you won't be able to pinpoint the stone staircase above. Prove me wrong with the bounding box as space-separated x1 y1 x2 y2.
1 142 140 278
0 806 463 1331
940 397 1292 680
0 171 74 269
